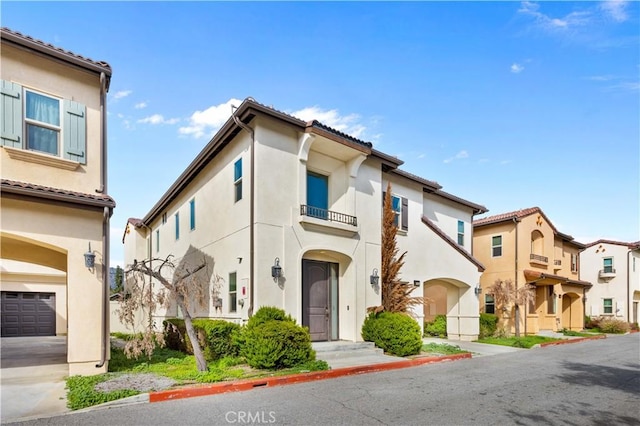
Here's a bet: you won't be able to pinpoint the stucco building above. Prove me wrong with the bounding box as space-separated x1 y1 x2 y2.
580 240 640 324
123 98 487 341
0 28 114 375
473 207 590 333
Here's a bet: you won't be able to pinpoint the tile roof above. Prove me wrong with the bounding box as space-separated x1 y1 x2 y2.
583 239 640 249
473 206 542 227
1 179 115 208
524 269 591 287
421 216 485 272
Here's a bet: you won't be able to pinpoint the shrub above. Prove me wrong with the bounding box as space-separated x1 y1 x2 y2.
598 317 630 334
585 316 601 330
479 313 498 339
631 322 639 332
242 320 315 369
246 306 295 329
362 312 422 357
424 315 447 337
163 319 188 352
192 319 241 361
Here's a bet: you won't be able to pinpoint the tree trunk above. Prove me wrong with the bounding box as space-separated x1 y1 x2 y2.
177 296 207 372
514 304 521 337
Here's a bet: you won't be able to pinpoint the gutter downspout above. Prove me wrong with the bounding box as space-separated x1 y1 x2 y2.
513 218 523 335
628 249 632 323
231 103 255 318
96 72 110 368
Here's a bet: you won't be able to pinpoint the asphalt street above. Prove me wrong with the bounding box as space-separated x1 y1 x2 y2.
11 334 640 426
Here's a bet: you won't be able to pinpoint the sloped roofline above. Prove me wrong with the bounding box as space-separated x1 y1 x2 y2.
1 27 112 90
421 216 485 272
583 239 640 250
1 179 115 209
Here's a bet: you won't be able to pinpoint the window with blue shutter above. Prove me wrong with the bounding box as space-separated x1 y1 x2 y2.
63 99 86 163
1 80 23 148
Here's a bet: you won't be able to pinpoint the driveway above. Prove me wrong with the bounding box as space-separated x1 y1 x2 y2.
0 336 69 423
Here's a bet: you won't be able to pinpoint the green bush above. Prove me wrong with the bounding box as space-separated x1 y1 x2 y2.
193 319 241 361
424 315 447 337
598 317 630 334
479 313 498 339
362 312 422 357
246 306 295 329
241 320 315 369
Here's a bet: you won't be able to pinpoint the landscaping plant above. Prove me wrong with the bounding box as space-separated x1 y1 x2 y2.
362 311 422 356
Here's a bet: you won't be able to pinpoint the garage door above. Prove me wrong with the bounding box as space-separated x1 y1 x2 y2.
1 292 56 337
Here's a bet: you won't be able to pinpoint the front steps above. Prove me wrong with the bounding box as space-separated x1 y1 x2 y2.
312 341 398 369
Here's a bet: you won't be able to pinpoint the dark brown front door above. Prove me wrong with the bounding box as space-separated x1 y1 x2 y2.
302 260 331 341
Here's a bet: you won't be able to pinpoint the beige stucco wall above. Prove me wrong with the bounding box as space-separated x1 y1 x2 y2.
1 197 107 375
1 43 103 194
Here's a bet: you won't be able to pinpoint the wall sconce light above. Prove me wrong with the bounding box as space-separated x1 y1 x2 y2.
413 280 421 287
474 285 482 295
370 268 379 286
84 242 96 269
271 257 282 278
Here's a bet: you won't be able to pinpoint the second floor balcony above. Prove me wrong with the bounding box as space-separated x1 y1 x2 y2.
530 253 549 266
599 268 616 279
299 204 358 236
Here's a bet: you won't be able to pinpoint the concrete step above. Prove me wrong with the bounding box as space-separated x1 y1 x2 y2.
315 348 385 360
312 341 377 353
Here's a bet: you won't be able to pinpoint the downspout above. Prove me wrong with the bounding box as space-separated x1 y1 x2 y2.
513 218 522 335
96 72 109 368
231 103 255 318
628 249 632 323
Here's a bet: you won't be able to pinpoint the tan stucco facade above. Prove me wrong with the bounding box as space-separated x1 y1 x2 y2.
473 208 588 333
0 29 113 375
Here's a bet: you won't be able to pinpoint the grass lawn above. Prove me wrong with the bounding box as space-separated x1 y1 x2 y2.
475 335 561 349
561 329 604 337
421 343 469 356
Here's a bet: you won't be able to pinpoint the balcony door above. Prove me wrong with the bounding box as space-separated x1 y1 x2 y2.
307 171 328 219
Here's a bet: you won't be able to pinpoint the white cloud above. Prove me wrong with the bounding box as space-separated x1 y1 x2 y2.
500 160 512 165
417 154 426 159
586 75 616 81
134 102 148 109
179 98 243 139
519 1 592 32
112 90 132 100
443 150 469 164
137 114 180 125
600 0 628 22
511 63 525 73
290 106 366 139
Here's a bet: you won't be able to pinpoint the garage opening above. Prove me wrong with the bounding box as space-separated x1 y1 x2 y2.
1 291 56 337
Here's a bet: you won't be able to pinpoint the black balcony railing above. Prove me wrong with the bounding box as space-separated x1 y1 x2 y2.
600 268 616 275
300 205 357 226
530 253 548 263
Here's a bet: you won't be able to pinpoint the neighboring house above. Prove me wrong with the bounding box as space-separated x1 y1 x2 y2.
580 240 640 324
0 28 114 375
473 207 590 333
123 98 486 341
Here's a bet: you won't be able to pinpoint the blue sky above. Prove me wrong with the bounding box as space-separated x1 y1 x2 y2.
4 1 639 266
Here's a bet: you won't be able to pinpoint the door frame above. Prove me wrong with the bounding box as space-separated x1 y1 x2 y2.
302 259 339 341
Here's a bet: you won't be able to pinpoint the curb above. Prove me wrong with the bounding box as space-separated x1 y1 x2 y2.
539 334 607 347
150 353 471 403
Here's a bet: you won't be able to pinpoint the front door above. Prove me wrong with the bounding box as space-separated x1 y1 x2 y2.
302 260 338 341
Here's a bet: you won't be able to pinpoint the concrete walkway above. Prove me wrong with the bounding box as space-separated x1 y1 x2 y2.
422 337 527 356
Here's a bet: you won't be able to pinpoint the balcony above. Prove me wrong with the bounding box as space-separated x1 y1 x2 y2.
554 260 562 266
299 205 358 236
599 268 616 279
530 253 549 266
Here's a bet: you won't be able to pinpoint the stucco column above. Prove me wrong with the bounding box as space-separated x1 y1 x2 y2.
346 154 366 217
297 133 315 209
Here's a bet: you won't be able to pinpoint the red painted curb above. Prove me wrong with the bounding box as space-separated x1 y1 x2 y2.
149 353 471 403
539 334 607 347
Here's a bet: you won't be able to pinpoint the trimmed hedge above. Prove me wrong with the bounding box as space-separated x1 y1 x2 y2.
479 313 498 339
242 320 315 369
362 312 422 357
246 306 296 329
424 315 447 338
163 318 241 360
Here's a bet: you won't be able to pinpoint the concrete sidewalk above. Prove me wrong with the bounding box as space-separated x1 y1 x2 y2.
422 337 527 356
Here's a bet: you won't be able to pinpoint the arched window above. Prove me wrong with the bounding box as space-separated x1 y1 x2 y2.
531 230 544 255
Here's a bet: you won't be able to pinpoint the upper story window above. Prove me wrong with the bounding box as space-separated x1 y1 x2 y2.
1 80 87 164
603 257 613 273
189 198 196 231
155 230 160 253
175 212 180 240
384 192 408 231
531 230 544 254
307 171 329 219
162 212 167 224
492 235 502 257
457 220 464 246
234 158 243 202
571 253 578 272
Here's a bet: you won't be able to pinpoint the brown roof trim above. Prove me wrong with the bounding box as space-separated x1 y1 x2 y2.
370 149 404 168
391 169 442 192
1 27 112 90
122 217 145 243
432 189 488 215
524 269 592 287
421 216 485 272
1 179 115 209
306 120 372 150
583 239 640 250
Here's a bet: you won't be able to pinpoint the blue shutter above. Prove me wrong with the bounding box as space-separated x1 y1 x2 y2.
63 99 86 164
1 80 23 148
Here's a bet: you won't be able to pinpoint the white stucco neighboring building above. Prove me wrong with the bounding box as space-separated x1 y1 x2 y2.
581 240 640 324
123 98 486 341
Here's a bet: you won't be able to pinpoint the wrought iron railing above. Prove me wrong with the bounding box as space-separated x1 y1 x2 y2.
530 253 548 263
600 268 616 275
300 205 357 226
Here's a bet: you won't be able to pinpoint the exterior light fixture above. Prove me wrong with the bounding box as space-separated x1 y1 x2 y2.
474 285 482 295
84 242 96 269
271 257 282 278
413 280 421 287
370 268 379 285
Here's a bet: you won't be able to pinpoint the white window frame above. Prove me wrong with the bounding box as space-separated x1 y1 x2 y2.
571 253 578 272
234 158 243 203
457 220 464 246
391 194 402 228
492 235 503 257
229 272 237 313
603 257 614 273
603 298 613 315
24 88 62 156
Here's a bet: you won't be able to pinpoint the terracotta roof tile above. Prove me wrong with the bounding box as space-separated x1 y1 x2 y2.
583 239 640 249
1 179 115 208
473 206 542 226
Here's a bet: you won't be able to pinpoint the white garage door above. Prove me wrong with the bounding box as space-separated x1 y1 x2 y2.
1 292 56 337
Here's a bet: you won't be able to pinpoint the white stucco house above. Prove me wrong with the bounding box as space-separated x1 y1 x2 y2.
123 98 486 341
580 239 640 324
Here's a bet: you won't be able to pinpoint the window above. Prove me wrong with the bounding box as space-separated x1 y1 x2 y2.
571 253 578 272
492 235 502 257
485 295 495 314
162 212 167 224
155 230 160 253
384 192 408 231
234 158 242 202
307 171 329 219
189 199 196 231
603 257 613 273
547 286 556 314
0 80 87 163
174 212 180 240
229 272 237 313
603 298 613 314
457 220 464 246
